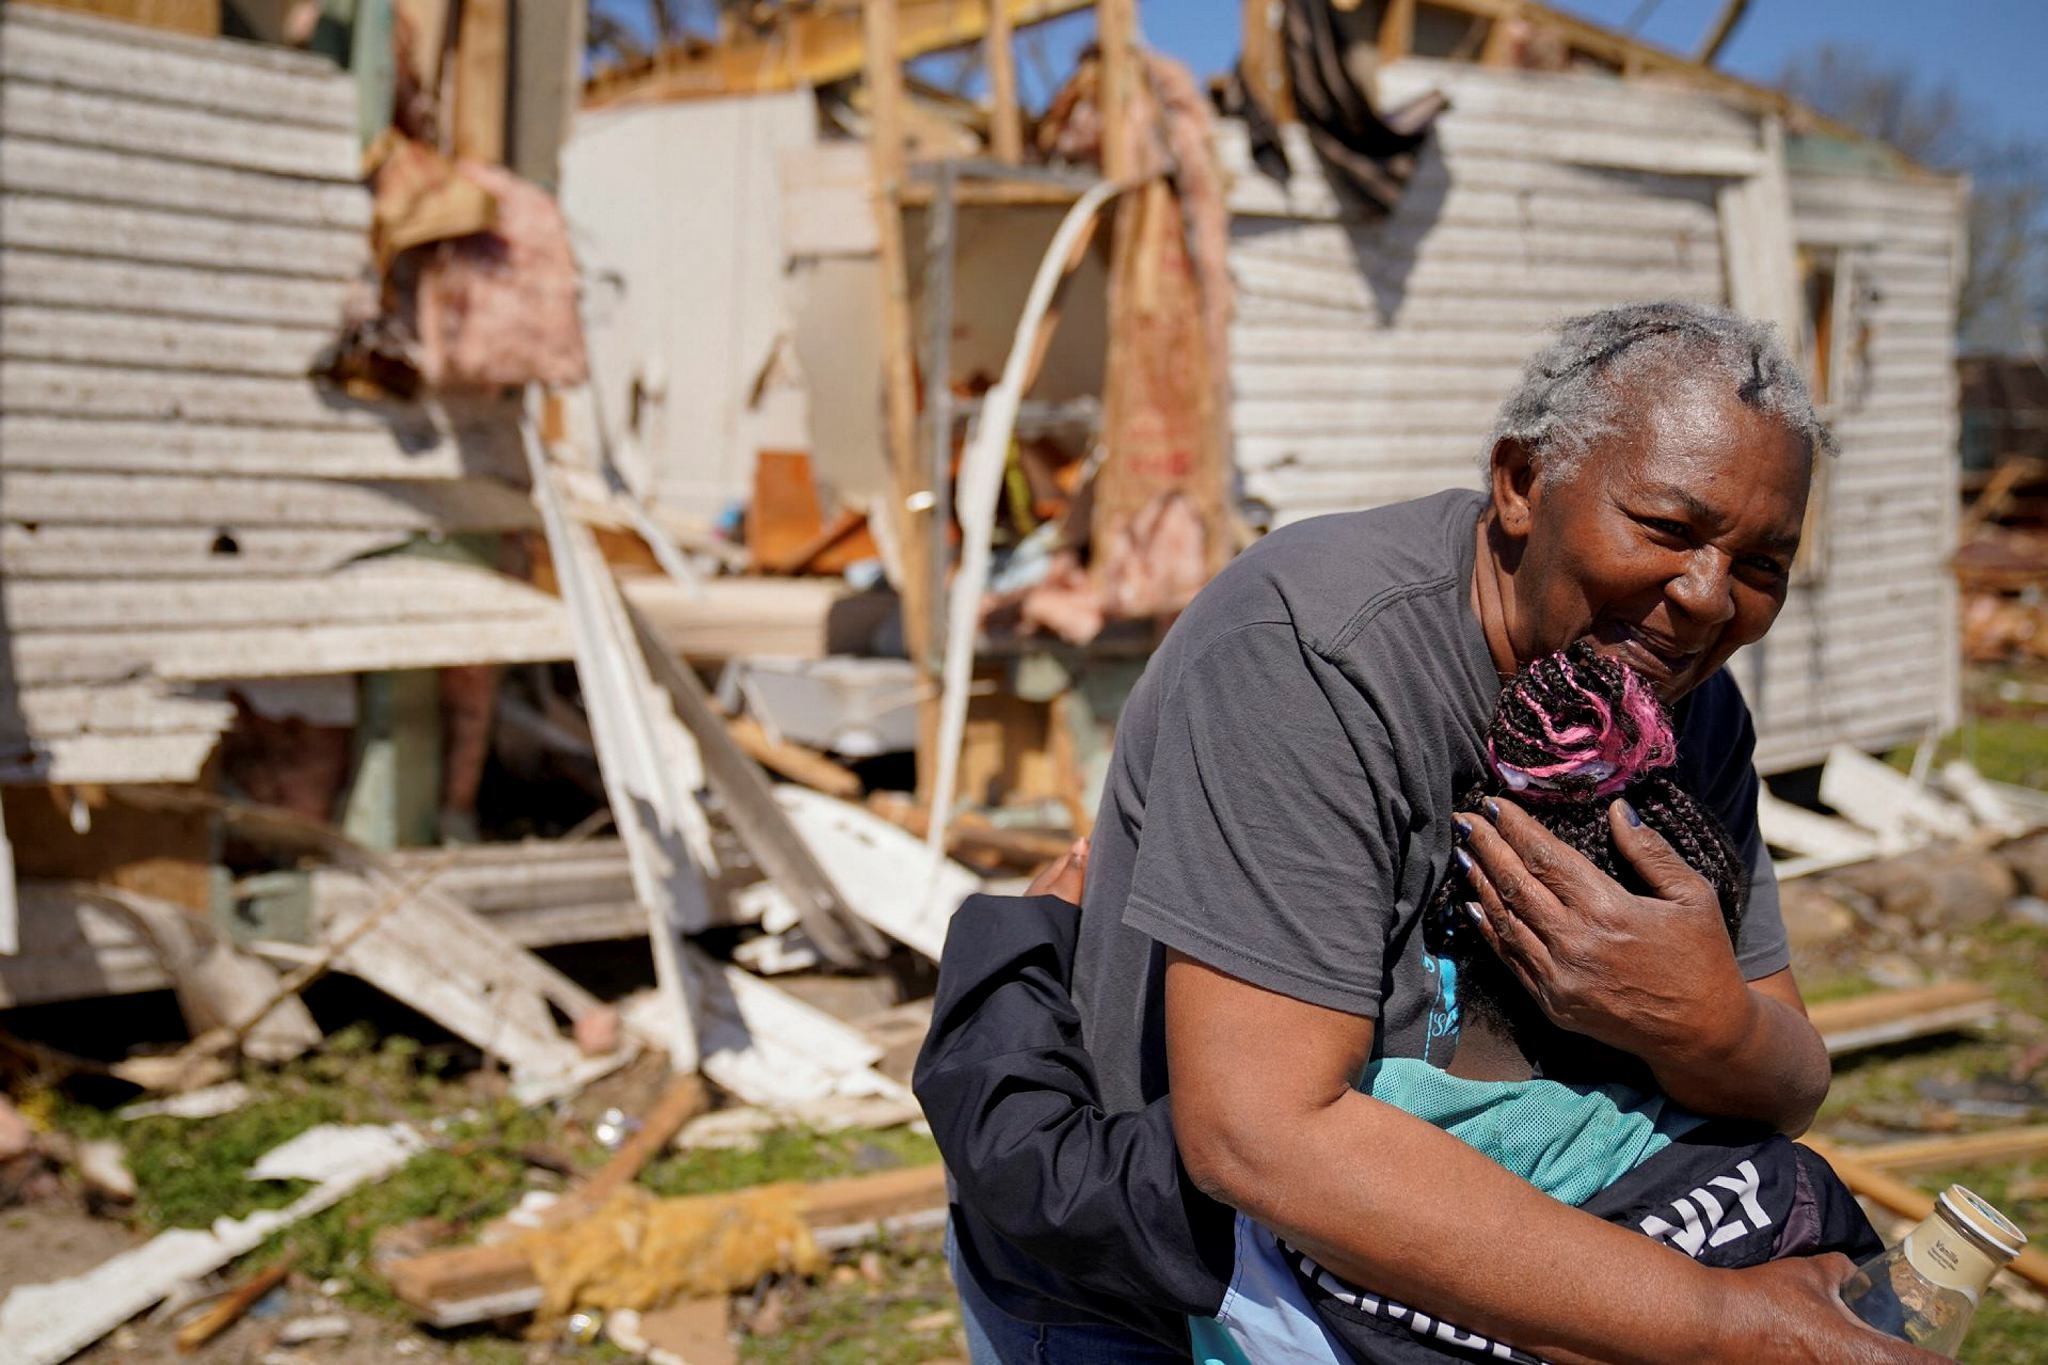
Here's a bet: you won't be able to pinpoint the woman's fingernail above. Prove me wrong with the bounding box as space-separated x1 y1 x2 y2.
1453 817 1472 842
1483 798 1501 822
1454 848 1476 876
1465 901 1486 927
1617 799 1642 828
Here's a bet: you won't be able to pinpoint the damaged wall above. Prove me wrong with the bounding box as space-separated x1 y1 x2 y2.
561 93 817 523
0 5 571 787
1219 58 1963 775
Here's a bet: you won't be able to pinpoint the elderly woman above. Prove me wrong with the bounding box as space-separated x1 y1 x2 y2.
925 302 1933 1364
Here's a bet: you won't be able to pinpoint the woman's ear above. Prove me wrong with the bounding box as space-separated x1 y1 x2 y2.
1489 437 1540 537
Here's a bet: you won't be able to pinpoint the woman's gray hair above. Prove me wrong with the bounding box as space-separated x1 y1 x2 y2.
1486 300 1835 483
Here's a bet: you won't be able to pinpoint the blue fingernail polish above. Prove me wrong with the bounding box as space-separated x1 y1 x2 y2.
1453 817 1471 842
1454 848 1475 876
1465 901 1485 926
1483 798 1501 822
1618 799 1642 828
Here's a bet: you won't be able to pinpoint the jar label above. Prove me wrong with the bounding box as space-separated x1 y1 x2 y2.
1903 1224 1999 1304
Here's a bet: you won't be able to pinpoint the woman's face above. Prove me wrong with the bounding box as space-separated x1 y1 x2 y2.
1491 385 1813 703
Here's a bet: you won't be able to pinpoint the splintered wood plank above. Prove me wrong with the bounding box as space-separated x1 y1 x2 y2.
1808 982 2001 1057
1846 1126 2048 1176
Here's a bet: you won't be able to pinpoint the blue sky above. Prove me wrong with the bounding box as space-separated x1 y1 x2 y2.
993 0 2045 149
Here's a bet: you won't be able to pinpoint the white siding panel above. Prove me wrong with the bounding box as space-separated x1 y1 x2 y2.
0 7 354 129
0 8 565 787
0 79 359 179
0 525 409 579
5 560 562 634
0 307 335 374
0 193 366 277
1 249 349 324
1 470 539 531
0 136 371 228
0 413 525 481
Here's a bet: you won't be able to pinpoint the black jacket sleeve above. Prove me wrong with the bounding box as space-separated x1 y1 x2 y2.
913 893 1234 1345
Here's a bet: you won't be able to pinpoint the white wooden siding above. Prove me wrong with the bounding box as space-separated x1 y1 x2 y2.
1223 57 1963 774
0 6 567 787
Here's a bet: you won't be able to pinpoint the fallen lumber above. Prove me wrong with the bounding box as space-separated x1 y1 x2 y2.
552 1075 710 1220
629 600 887 967
385 1163 951 1328
0 1125 420 1365
726 715 862 800
1842 1125 2048 1176
173 1255 295 1353
1806 1137 2048 1293
1808 981 2000 1056
866 791 1075 868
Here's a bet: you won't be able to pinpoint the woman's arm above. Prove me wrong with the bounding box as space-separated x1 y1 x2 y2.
1166 951 1928 1365
1458 798 1830 1133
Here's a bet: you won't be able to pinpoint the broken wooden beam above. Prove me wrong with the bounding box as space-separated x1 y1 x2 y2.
386 1163 951 1328
1841 1125 2048 1176
866 791 1073 868
724 716 862 801
1807 981 2001 1057
173 1255 294 1353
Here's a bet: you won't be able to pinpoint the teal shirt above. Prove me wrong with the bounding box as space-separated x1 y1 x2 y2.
1189 1059 1703 1364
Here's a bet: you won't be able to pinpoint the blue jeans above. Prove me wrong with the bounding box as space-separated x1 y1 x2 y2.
948 1221 1189 1364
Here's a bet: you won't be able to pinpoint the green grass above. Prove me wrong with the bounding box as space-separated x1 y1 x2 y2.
638 1124 941 1200
1886 713 2048 791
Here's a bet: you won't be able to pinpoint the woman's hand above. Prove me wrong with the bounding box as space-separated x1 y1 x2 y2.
1456 796 1753 1065
1025 837 1089 903
1702 1256 1944 1365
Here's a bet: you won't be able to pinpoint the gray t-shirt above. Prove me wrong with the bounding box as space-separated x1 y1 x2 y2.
1072 488 1789 1115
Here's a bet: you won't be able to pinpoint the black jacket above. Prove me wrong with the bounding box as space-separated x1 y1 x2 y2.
914 893 1881 1362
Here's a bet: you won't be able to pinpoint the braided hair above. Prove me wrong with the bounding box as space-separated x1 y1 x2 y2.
1427 642 1749 1075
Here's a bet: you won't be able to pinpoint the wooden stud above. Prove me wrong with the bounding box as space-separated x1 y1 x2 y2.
1845 1126 2048 1177
583 0 1095 108
984 0 1023 164
1806 981 2000 1057
862 0 937 799
451 0 509 164
1379 0 1417 65
1094 0 1138 183
1240 0 1294 121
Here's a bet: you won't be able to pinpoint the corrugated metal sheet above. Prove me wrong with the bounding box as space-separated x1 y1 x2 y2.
0 5 567 787
1222 57 1963 775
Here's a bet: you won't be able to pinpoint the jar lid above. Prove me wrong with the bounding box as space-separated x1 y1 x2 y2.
1939 1185 2028 1262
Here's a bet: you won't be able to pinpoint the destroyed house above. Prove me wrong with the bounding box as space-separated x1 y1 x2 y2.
575 0 1967 782
0 0 1971 1012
